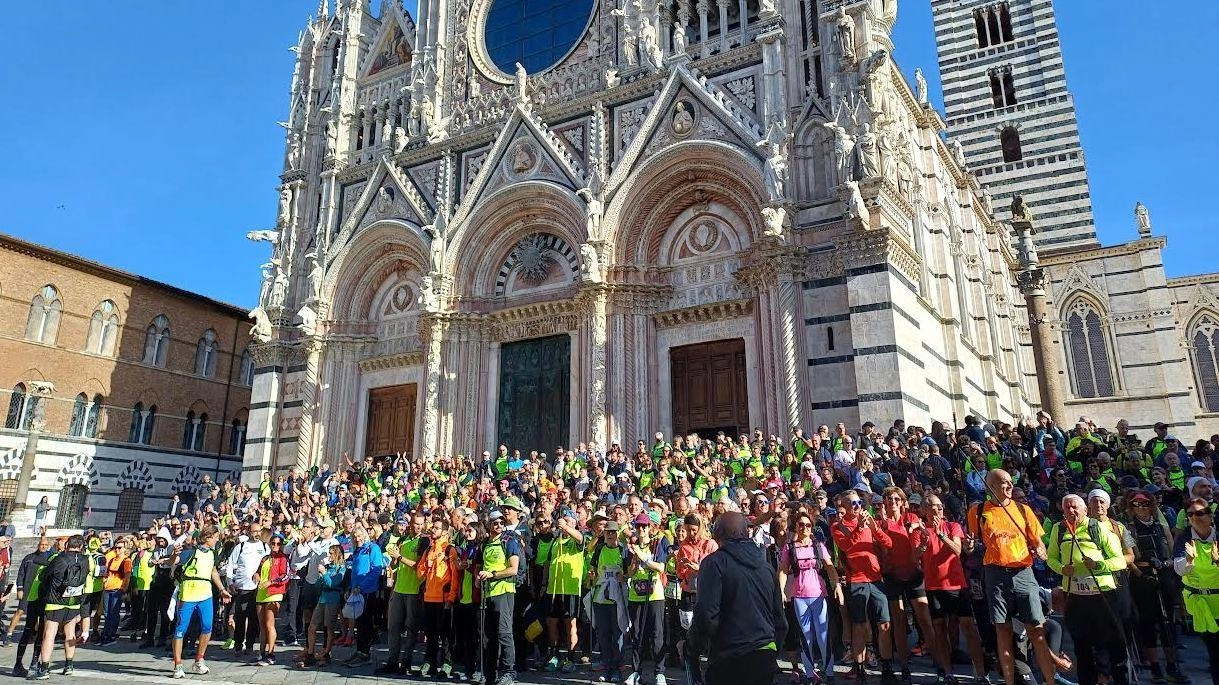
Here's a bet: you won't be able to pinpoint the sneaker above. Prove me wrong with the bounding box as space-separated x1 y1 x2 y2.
171 665 186 680
266 655 277 666
470 672 485 684
348 652 371 666
440 663 453 678
624 672 640 685
900 667 912 684
545 657 559 672
60 665 73 676
421 663 432 678
492 676 515 685
560 660 575 674
99 638 117 647
12 664 28 678
222 638 235 650
656 674 668 685
192 661 209 675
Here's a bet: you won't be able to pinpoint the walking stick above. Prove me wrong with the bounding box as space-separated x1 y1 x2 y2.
478 579 487 683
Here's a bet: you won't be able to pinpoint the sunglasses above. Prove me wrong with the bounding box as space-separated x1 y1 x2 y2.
1188 510 1212 518
849 501 863 508
1131 501 1151 508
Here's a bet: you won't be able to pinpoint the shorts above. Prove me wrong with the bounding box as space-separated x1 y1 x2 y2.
847 582 891 625
44 606 82 624
882 574 927 603
926 589 972 619
982 565 1044 626
309 603 341 631
299 582 320 612
546 594 581 620
174 598 215 639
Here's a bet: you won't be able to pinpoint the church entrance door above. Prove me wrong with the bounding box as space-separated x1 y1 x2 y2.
365 383 417 458
497 335 570 453
670 339 749 438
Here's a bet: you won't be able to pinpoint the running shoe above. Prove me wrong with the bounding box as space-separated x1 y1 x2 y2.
192 661 209 675
171 665 186 680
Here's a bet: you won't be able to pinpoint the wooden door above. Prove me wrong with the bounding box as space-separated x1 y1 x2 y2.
670 339 749 438
497 335 570 453
365 383 417 458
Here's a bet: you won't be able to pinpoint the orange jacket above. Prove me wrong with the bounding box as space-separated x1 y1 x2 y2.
419 537 460 604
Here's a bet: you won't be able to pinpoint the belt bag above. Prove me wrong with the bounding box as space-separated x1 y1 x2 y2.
630 578 654 597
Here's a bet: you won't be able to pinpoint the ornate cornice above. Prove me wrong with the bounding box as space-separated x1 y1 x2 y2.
653 299 753 328
358 351 426 373
1040 237 1168 265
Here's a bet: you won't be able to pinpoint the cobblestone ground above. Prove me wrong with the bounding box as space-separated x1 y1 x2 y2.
2 632 1213 685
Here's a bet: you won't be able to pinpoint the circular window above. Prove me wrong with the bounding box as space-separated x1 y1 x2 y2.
484 0 596 74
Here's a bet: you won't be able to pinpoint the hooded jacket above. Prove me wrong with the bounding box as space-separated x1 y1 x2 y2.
686 538 786 662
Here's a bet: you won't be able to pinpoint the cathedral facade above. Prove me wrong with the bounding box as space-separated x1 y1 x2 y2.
244 0 1037 474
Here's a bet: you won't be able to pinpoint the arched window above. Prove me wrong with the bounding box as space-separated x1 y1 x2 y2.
974 8 990 48
143 315 170 367
183 411 207 451
1064 299 1116 399
55 484 89 529
1001 127 1022 162
69 393 88 436
114 488 145 530
5 384 32 430
86 300 120 355
1002 71 1017 105
826 326 835 352
239 348 255 386
229 418 247 456
26 285 62 344
195 329 218 377
85 394 103 438
130 402 156 445
1190 314 1219 412
999 3 1014 42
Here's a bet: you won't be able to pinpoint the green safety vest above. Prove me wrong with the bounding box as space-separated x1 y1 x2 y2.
392 536 426 594
541 536 583 596
133 550 155 592
592 545 624 605
482 540 516 598
1180 537 1219 633
26 552 57 603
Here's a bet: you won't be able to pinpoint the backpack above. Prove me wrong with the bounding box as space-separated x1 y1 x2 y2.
58 554 88 599
90 553 107 579
1055 518 1103 553
501 528 530 587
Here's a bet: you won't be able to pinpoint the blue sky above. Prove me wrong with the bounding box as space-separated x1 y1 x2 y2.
3 1 1214 309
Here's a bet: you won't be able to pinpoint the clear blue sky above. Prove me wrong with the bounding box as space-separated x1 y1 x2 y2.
3 1 1214 309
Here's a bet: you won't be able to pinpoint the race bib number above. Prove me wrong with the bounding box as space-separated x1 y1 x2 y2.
664 580 681 600
1068 575 1098 595
64 584 85 598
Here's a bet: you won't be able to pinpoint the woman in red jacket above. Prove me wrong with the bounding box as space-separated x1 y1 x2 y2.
252 532 291 666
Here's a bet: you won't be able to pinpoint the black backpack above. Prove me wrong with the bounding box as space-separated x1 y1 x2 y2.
58 554 88 598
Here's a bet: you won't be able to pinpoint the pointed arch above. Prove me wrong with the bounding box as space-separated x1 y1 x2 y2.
1187 309 1219 412
326 220 431 322
85 300 121 356
1061 294 1117 399
26 285 62 344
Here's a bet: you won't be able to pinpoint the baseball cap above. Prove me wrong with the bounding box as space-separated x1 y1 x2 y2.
1192 461 1206 469
486 510 504 522
1129 491 1152 503
604 521 620 532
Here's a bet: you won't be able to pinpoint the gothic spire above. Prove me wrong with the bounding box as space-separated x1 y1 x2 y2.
316 0 328 20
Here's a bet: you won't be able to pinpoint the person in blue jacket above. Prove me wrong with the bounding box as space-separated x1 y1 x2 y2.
343 527 385 666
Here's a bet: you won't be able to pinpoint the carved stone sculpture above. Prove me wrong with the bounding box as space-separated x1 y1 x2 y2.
579 243 603 283
425 215 447 274
277 187 293 228
762 205 787 238
324 114 338 156
577 171 605 239
249 307 273 343
269 263 289 309
915 68 928 104
824 122 855 186
950 139 967 169
672 102 695 135
878 131 897 181
1010 195 1034 231
258 261 276 308
1135 202 1151 236
297 303 318 334
856 123 880 179
286 130 302 170
982 186 994 216
393 125 409 154
514 62 530 109
306 251 324 303
833 8 857 65
843 180 870 229
605 68 621 88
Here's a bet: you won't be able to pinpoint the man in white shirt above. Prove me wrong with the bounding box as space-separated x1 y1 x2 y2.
223 523 269 653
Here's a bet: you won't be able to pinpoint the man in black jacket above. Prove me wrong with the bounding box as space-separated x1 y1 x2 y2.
9 537 52 674
685 512 786 685
31 535 89 680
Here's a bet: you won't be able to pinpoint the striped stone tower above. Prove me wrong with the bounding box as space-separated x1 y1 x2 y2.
930 0 1098 251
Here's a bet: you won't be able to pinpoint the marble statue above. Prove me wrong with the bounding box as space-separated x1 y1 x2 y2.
672 102 695 135
1010 195 1034 230
579 243 603 282
611 2 639 67
605 68 621 88
759 122 789 202
824 122 855 186
950 139 967 169
420 274 440 310
425 213 448 274
246 229 280 246
1135 202 1151 235
393 125 408 154
286 130 302 169
249 307 272 343
833 8 856 64
761 205 787 238
277 187 293 228
305 251 324 303
982 186 994 216
843 180 870 228
878 131 897 180
269 262 289 309
856 123 880 179
759 0 777 16
324 113 338 156
915 68 928 104
514 62 530 108
637 2 662 69
672 24 687 55
577 171 605 238
297 303 318 334
258 261 276 308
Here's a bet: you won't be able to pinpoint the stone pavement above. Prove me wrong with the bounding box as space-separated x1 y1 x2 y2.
4 633 1214 685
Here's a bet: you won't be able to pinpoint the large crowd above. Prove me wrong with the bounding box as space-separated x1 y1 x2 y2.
3 412 1219 685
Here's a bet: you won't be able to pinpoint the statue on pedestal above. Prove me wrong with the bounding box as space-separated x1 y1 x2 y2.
1010 195 1034 229
579 243 603 283
842 180 870 229
833 8 857 66
277 187 294 228
915 68 928 105
758 121 789 203
305 251 324 303
824 122 855 186
856 123 880 179
249 307 272 343
762 205 788 238
1135 202 1151 236
576 171 605 240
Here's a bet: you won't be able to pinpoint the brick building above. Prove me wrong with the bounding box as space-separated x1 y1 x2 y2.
0 233 253 534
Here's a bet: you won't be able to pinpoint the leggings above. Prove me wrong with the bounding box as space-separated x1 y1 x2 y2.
792 596 832 676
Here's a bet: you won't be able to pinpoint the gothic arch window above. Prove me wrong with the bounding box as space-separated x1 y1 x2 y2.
26 285 62 344
55 484 88 529
114 488 144 530
195 329 218 377
130 402 156 445
85 394 102 438
1064 298 1116 399
826 326 835 352
144 315 170 367
6 384 30 430
239 348 255 386
86 300 120 356
229 417 248 456
1190 314 1219 412
1001 127 1022 162
69 393 88 436
183 410 207 451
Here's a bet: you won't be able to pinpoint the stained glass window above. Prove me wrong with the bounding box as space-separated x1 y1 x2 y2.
485 0 595 74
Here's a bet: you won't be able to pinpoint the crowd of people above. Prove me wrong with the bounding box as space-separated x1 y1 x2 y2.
3 412 1219 685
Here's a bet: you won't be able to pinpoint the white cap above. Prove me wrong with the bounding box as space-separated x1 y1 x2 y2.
1086 489 1110 506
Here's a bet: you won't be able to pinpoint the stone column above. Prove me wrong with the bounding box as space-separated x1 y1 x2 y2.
242 343 288 485
586 287 610 451
1014 213 1067 423
418 315 447 461
294 338 324 472
13 381 54 516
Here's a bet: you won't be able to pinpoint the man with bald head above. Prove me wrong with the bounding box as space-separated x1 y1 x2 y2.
685 512 785 685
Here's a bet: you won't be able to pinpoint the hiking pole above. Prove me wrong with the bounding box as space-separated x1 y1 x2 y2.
478 579 487 683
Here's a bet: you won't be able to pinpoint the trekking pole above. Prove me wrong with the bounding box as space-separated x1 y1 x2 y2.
478 579 487 682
